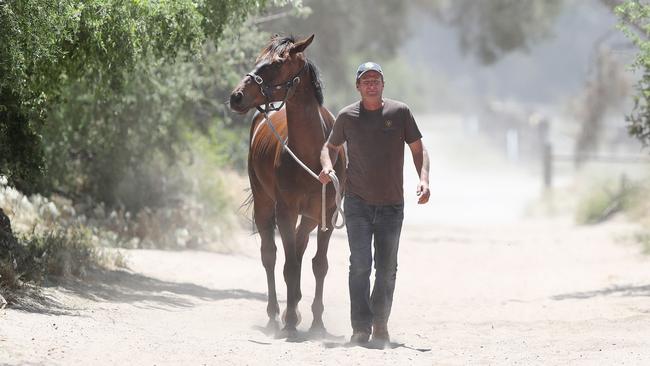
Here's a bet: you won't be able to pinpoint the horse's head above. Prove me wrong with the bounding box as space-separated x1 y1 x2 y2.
229 34 315 114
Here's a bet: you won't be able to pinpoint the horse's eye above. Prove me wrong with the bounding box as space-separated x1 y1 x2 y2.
258 63 279 74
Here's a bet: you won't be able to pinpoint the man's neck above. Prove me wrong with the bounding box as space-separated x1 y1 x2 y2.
362 98 383 111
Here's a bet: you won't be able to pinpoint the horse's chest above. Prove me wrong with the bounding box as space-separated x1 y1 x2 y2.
277 172 319 193
276 165 321 213
276 160 319 192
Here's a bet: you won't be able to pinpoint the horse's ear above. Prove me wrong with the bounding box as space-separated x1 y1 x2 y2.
290 34 315 55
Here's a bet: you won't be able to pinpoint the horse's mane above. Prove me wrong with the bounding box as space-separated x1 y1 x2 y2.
256 35 296 64
256 35 324 106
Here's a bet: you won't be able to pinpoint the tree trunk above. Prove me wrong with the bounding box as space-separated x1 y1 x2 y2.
0 207 13 237
0 208 14 307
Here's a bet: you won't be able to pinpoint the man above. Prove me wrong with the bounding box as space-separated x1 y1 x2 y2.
319 62 430 345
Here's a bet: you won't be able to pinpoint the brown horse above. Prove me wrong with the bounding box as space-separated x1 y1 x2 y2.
229 34 346 336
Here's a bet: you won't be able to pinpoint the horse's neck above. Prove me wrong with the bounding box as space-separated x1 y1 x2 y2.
285 86 325 159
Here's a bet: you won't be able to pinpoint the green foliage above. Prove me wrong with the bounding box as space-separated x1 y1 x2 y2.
576 185 617 224
625 177 650 254
86 152 248 252
0 100 45 194
626 69 650 145
40 20 265 209
575 176 640 224
616 0 650 145
0 227 99 290
0 0 266 193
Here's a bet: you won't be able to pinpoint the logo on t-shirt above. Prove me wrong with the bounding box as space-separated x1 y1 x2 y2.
384 120 393 128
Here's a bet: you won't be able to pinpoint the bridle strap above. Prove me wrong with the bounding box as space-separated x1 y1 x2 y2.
245 60 344 230
252 107 345 232
246 61 309 113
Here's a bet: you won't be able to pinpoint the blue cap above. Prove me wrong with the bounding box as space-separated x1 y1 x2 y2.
356 62 383 80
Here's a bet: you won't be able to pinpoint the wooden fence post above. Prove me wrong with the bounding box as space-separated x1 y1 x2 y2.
537 119 552 188
543 142 552 188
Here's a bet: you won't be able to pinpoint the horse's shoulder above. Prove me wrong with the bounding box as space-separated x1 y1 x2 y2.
319 106 336 127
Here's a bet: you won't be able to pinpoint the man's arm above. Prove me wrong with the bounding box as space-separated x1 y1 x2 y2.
408 139 430 204
319 142 342 184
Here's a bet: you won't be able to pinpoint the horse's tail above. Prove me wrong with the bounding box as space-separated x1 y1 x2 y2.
239 187 256 234
240 184 278 236
243 111 262 235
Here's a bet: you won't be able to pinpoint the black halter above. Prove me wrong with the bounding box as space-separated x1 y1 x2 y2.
246 61 309 113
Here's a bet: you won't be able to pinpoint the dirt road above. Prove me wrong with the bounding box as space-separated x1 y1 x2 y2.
2 215 650 365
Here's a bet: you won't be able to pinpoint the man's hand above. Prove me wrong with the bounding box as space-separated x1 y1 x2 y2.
416 181 430 204
320 142 341 184
408 139 430 204
319 168 334 184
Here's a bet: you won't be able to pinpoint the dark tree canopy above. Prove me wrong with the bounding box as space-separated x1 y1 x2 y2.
0 0 264 193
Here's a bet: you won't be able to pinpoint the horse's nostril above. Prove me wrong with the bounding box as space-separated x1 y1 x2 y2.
230 92 243 106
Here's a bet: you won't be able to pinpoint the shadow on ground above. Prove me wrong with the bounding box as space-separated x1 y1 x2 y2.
8 285 75 316
250 323 431 352
322 340 431 352
552 283 650 300
252 323 346 343
11 267 266 315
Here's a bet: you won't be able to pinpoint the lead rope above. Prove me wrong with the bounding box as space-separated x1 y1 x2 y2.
257 106 344 232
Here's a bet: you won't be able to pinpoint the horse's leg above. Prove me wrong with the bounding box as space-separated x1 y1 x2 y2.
254 194 279 330
310 214 333 335
295 216 318 304
276 203 300 332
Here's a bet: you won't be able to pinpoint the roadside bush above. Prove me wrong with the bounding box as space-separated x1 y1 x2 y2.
634 231 650 254
575 175 641 224
1 228 98 287
81 139 248 252
0 178 123 304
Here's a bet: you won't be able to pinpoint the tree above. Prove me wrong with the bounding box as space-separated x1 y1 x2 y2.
616 0 650 146
417 0 565 65
573 44 630 161
42 24 269 209
0 0 264 193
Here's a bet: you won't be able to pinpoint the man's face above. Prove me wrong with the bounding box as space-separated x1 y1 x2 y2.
356 71 384 100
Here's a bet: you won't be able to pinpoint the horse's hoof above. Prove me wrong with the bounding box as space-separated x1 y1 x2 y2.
266 318 280 332
276 326 298 339
281 308 302 327
308 322 327 338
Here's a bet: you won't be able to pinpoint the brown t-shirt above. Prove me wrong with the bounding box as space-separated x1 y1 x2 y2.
328 98 422 205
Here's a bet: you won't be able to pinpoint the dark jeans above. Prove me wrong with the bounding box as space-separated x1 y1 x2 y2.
344 194 404 333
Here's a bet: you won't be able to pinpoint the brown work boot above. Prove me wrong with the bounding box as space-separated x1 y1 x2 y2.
371 323 390 345
350 330 370 345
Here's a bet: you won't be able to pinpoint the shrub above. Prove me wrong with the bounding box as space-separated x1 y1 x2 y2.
1 227 99 288
575 175 641 224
